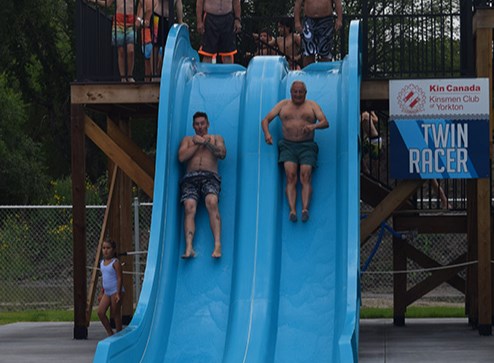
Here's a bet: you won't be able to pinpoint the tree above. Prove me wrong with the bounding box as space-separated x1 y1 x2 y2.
0 0 75 182
0 74 50 204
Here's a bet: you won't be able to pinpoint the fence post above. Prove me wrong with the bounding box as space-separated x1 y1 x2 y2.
133 197 141 303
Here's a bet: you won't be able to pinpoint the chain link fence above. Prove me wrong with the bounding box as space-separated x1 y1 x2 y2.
0 202 152 312
360 204 467 309
0 202 466 312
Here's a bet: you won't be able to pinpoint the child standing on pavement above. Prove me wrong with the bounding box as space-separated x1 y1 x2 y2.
97 239 125 336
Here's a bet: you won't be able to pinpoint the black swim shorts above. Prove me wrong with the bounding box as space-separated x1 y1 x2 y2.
180 170 221 203
199 12 237 57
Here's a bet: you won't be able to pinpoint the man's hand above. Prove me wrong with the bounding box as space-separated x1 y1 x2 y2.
335 19 343 32
192 135 206 145
264 133 273 145
303 124 316 133
234 19 242 33
197 21 205 35
295 21 303 34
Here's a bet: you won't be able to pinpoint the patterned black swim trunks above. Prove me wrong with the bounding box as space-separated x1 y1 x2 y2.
180 170 221 203
302 15 334 59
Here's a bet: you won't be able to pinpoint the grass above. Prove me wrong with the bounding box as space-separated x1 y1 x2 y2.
0 306 465 325
0 310 99 326
360 306 465 319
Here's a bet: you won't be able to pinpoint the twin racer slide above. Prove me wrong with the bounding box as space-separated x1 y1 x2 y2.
94 20 361 363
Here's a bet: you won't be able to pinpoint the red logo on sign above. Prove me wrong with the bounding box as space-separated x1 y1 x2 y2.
397 84 426 114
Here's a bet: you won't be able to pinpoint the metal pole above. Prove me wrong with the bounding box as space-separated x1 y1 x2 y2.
133 197 141 304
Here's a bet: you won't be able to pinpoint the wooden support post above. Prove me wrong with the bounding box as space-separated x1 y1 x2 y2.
392 223 407 326
71 104 88 339
466 180 478 326
108 117 134 325
474 10 493 335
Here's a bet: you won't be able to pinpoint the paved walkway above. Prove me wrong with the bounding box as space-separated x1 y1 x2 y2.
0 318 492 362
359 318 494 363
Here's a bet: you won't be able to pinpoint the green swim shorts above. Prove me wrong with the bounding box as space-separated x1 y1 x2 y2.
278 139 319 167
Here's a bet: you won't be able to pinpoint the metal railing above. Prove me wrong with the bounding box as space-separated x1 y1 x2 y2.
75 0 486 82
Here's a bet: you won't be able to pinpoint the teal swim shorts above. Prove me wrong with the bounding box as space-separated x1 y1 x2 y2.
278 139 319 167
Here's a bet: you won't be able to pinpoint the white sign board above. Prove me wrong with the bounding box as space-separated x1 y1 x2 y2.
390 78 490 120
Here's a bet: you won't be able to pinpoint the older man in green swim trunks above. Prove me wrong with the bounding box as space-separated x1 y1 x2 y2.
261 80 329 222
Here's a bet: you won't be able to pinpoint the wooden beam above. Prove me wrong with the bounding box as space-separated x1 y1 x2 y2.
71 104 88 339
111 119 134 324
473 8 494 32
84 115 154 198
394 213 467 234
71 83 160 104
361 174 414 209
466 179 479 326
404 245 466 295
361 80 388 101
107 117 155 178
393 233 407 326
475 23 493 335
361 180 425 245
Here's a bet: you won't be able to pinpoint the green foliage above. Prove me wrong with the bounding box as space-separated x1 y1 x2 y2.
0 74 50 204
0 209 74 282
0 0 75 183
0 309 99 325
0 214 35 280
49 175 105 206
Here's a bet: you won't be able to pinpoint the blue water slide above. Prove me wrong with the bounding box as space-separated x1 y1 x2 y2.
94 20 361 363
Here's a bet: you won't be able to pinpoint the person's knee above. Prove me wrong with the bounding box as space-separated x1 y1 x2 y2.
97 308 106 319
286 172 298 185
183 200 197 216
205 194 219 212
300 167 312 185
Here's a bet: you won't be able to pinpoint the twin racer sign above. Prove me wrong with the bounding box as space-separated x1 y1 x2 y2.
389 78 490 179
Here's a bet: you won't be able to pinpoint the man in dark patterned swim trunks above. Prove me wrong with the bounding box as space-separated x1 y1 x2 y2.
294 0 343 66
261 81 329 223
178 112 227 258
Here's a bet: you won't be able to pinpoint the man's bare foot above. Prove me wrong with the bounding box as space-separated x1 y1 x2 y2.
181 248 196 259
106 330 114 336
289 212 297 222
301 210 309 223
212 243 222 258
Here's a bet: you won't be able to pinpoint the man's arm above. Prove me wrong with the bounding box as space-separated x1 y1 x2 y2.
334 0 343 31
205 135 226 160
233 0 242 33
176 0 184 24
261 101 284 144
135 0 152 28
178 136 199 163
294 0 303 33
312 101 329 129
196 0 204 34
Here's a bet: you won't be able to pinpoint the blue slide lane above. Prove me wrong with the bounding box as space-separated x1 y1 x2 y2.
94 20 361 363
